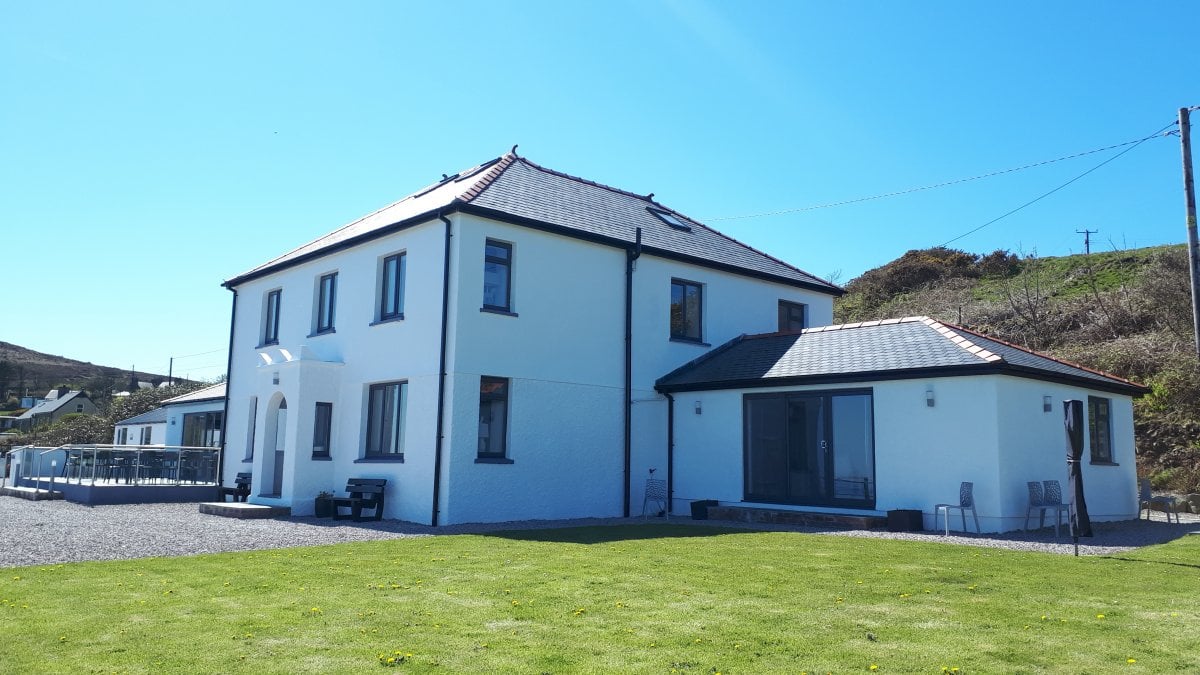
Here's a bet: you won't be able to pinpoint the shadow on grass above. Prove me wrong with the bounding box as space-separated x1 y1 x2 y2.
479 523 747 545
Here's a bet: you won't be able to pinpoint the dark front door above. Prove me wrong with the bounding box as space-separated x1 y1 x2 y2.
744 389 874 508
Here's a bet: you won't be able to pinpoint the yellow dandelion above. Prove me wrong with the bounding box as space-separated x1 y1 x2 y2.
869 665 879 672
1096 614 1105 619
1127 658 1136 664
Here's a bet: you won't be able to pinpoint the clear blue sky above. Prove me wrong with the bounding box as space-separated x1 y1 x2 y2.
2 1 1195 382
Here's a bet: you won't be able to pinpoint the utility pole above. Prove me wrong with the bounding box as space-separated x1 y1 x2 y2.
168 358 173 387
1075 228 1098 255
1180 106 1200 359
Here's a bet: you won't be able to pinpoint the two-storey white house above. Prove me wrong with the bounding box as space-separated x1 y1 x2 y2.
220 152 842 525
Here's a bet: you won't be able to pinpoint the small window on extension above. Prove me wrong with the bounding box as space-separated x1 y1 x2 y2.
648 207 691 231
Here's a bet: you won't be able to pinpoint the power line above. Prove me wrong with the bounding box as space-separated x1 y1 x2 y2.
172 347 225 360
705 129 1175 222
939 120 1177 247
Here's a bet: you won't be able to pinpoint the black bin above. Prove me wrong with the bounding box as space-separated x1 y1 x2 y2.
691 500 718 520
887 509 923 532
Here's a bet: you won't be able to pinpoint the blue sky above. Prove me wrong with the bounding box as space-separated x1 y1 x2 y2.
2 1 1195 382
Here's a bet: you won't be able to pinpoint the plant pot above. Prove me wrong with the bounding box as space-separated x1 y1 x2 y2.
314 497 334 518
690 499 718 520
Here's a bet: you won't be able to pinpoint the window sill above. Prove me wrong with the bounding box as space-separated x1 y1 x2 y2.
256 341 280 349
306 328 336 338
355 455 405 463
670 337 711 347
475 457 514 464
370 315 405 326
242 458 253 463
311 455 332 461
480 307 519 317
1089 460 1119 466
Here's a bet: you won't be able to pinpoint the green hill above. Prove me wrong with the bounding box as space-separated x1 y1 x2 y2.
836 243 1199 494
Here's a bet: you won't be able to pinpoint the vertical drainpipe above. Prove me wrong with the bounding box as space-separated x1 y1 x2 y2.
431 212 453 527
217 288 238 483
665 392 674 514
623 228 642 517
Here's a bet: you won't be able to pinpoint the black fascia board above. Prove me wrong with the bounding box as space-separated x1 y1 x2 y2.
458 203 843 296
221 202 462 289
655 362 1146 397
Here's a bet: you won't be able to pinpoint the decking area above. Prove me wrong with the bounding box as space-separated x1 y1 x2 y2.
4 444 222 506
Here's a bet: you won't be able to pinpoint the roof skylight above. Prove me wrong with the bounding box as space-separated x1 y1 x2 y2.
648 207 691 231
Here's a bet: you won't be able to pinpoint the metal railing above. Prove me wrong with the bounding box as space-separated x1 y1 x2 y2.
10 444 222 495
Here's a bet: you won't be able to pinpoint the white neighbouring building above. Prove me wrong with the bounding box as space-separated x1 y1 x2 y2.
220 152 840 524
112 383 226 448
219 152 1144 530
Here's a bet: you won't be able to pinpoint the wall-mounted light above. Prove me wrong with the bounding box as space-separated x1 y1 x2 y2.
925 387 935 407
1043 396 1052 413
694 400 702 415
170 418 177 426
272 371 280 385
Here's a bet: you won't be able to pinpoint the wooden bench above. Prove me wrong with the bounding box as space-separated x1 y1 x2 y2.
216 472 252 502
331 478 387 521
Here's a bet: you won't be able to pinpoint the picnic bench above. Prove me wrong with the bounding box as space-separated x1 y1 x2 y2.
331 478 387 521
216 472 252 502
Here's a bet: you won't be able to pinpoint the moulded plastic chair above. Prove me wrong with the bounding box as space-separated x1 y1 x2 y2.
1139 477 1178 523
642 478 668 519
934 481 979 535
1040 480 1073 537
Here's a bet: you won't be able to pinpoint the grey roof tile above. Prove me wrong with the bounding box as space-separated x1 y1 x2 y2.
656 317 1146 395
115 407 169 426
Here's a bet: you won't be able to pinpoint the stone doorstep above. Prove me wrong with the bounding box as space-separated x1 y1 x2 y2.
198 502 291 519
707 505 887 530
0 486 64 501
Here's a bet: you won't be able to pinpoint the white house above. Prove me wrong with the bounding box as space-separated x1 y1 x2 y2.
655 317 1146 532
219 151 841 524
112 383 226 448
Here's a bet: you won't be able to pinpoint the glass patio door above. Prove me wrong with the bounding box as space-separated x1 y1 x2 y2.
744 390 874 508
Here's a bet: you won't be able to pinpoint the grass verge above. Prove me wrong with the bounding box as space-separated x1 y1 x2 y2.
0 525 1197 673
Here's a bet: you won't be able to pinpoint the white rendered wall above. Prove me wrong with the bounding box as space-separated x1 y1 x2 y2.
163 399 225 447
112 421 167 445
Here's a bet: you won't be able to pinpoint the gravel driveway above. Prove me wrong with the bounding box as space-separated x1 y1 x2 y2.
1 497 1196 569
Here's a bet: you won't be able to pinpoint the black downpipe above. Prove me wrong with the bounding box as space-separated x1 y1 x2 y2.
217 289 238 482
431 213 453 527
623 228 642 517
665 392 674 514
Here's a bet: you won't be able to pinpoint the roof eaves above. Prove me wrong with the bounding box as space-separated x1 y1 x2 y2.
657 363 1007 393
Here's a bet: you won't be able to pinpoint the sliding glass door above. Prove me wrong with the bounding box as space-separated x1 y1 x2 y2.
744 389 875 508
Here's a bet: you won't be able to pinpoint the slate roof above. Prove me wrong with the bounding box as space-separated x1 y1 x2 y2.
163 382 226 406
225 152 840 294
655 317 1147 396
114 407 169 426
17 391 87 419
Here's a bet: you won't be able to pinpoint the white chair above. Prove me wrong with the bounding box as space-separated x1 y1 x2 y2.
934 481 979 535
1139 477 1178 523
642 478 668 519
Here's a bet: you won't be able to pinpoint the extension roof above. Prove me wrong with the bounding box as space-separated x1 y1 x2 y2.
162 382 227 406
655 316 1148 396
115 407 169 426
224 152 841 295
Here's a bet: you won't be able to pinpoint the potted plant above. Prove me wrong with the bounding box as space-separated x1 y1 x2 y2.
314 490 335 518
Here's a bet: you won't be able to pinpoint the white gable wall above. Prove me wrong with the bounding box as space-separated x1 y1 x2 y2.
112 421 167 445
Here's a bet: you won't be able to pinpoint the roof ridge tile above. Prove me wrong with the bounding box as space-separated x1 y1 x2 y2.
918 317 1003 363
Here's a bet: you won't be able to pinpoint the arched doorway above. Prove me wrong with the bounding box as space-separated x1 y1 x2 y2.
263 395 287 496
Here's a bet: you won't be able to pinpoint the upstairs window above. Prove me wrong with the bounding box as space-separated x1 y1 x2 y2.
1088 396 1113 463
313 402 332 458
315 273 337 334
483 240 512 312
379 253 406 321
778 300 807 332
670 279 703 342
478 376 509 459
263 289 282 346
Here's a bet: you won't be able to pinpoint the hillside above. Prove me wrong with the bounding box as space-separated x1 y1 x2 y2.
0 342 170 401
835 243 1199 493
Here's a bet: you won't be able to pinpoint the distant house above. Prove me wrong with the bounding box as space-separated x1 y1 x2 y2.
10 389 98 432
656 317 1146 532
112 383 226 447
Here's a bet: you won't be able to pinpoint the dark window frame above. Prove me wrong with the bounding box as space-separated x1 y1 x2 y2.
263 289 282 346
140 426 152 445
778 300 807 332
182 411 224 448
245 397 257 461
365 381 407 459
379 253 406 322
1088 396 1113 463
670 278 704 342
315 273 337 334
483 240 513 312
312 401 333 458
477 376 509 460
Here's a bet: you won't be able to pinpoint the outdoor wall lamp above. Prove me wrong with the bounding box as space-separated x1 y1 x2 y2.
272 371 280 385
694 400 702 415
925 388 935 407
1043 395 1053 413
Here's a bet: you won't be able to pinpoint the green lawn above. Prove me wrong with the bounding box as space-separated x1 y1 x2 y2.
1 526 1197 673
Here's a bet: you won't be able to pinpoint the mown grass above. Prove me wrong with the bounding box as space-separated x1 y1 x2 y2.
1 525 1197 673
